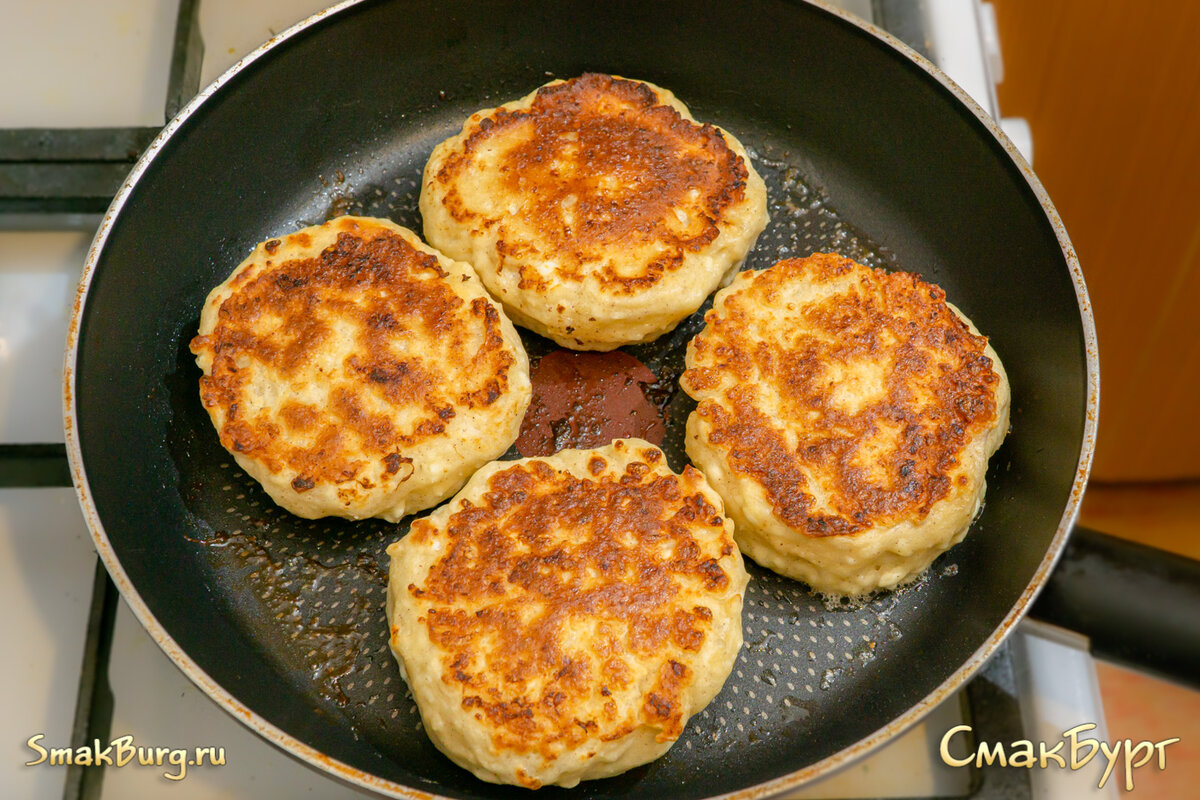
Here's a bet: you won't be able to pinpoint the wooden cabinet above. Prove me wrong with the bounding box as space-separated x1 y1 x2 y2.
992 0 1200 481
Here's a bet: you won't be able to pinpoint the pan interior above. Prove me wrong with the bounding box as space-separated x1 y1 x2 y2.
73 1 1087 798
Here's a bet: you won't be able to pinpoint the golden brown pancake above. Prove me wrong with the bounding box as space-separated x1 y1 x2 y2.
386 440 748 788
420 73 768 350
680 254 1010 596
189 216 531 521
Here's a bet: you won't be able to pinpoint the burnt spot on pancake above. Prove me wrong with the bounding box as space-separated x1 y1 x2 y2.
433 73 749 294
684 254 1000 537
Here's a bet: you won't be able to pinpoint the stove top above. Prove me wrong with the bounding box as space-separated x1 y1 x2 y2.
1 2 1110 798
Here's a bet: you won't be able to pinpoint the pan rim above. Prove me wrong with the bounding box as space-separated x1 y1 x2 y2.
61 0 1099 798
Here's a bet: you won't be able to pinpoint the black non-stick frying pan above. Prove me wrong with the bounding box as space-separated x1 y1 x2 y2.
64 0 1098 797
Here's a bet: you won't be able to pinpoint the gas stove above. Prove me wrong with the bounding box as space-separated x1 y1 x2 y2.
1 2 1117 798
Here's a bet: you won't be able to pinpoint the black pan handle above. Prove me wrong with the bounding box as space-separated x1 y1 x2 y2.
1031 527 1200 691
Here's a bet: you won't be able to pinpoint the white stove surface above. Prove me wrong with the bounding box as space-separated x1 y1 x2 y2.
0 1 1099 797
0 488 96 800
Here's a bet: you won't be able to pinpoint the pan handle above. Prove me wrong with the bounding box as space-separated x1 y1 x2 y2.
1030 527 1200 691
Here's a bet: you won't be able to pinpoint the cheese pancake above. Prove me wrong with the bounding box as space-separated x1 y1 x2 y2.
189 216 531 521
420 73 769 350
680 254 1010 597
386 440 747 788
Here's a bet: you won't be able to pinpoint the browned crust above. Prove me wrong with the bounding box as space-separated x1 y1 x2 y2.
431 73 749 294
683 254 1000 537
189 227 515 491
407 452 734 765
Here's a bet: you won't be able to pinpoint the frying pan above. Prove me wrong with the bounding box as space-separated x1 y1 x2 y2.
63 0 1098 797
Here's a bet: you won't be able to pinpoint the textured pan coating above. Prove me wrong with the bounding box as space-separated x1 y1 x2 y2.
421 73 769 350
190 216 531 521
681 254 1010 596
386 440 748 788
